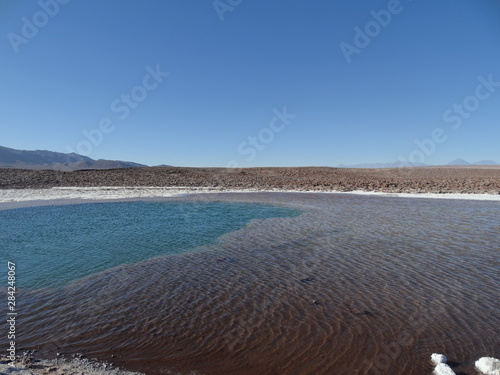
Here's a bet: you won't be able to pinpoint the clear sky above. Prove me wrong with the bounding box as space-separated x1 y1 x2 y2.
1 0 499 167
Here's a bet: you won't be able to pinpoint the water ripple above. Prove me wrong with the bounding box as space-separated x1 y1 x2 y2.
1 193 499 374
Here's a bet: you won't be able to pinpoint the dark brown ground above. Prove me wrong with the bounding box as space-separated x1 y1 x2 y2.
1 166 500 194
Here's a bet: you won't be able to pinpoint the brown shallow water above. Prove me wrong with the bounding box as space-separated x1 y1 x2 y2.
2 192 500 374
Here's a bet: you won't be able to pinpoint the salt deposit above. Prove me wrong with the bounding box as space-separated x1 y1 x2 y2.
434 363 456 375
1 186 500 205
476 357 500 375
431 353 447 365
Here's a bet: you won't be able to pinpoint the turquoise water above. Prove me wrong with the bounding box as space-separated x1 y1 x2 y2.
0 201 300 289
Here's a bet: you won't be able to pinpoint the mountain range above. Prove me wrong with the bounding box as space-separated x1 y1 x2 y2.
338 159 499 168
0 145 498 170
0 145 147 171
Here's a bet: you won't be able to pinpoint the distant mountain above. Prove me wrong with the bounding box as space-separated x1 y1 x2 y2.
446 159 499 166
338 159 499 168
338 161 428 168
0 145 148 171
472 160 499 165
447 158 471 166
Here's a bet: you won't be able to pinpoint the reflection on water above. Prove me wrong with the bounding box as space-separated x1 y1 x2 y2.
1 193 499 375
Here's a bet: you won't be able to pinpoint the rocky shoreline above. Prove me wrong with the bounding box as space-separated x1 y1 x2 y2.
1 166 500 194
0 353 145 375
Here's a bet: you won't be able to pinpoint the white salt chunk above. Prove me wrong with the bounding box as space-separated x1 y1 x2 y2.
431 353 447 365
434 363 456 375
476 357 500 375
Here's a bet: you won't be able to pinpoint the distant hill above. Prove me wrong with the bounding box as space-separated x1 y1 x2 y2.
447 158 471 166
0 145 148 171
2 145 497 170
338 161 428 168
472 160 499 165
339 159 498 168
447 159 499 166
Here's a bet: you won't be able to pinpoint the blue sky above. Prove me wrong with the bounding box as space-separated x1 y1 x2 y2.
1 0 499 167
